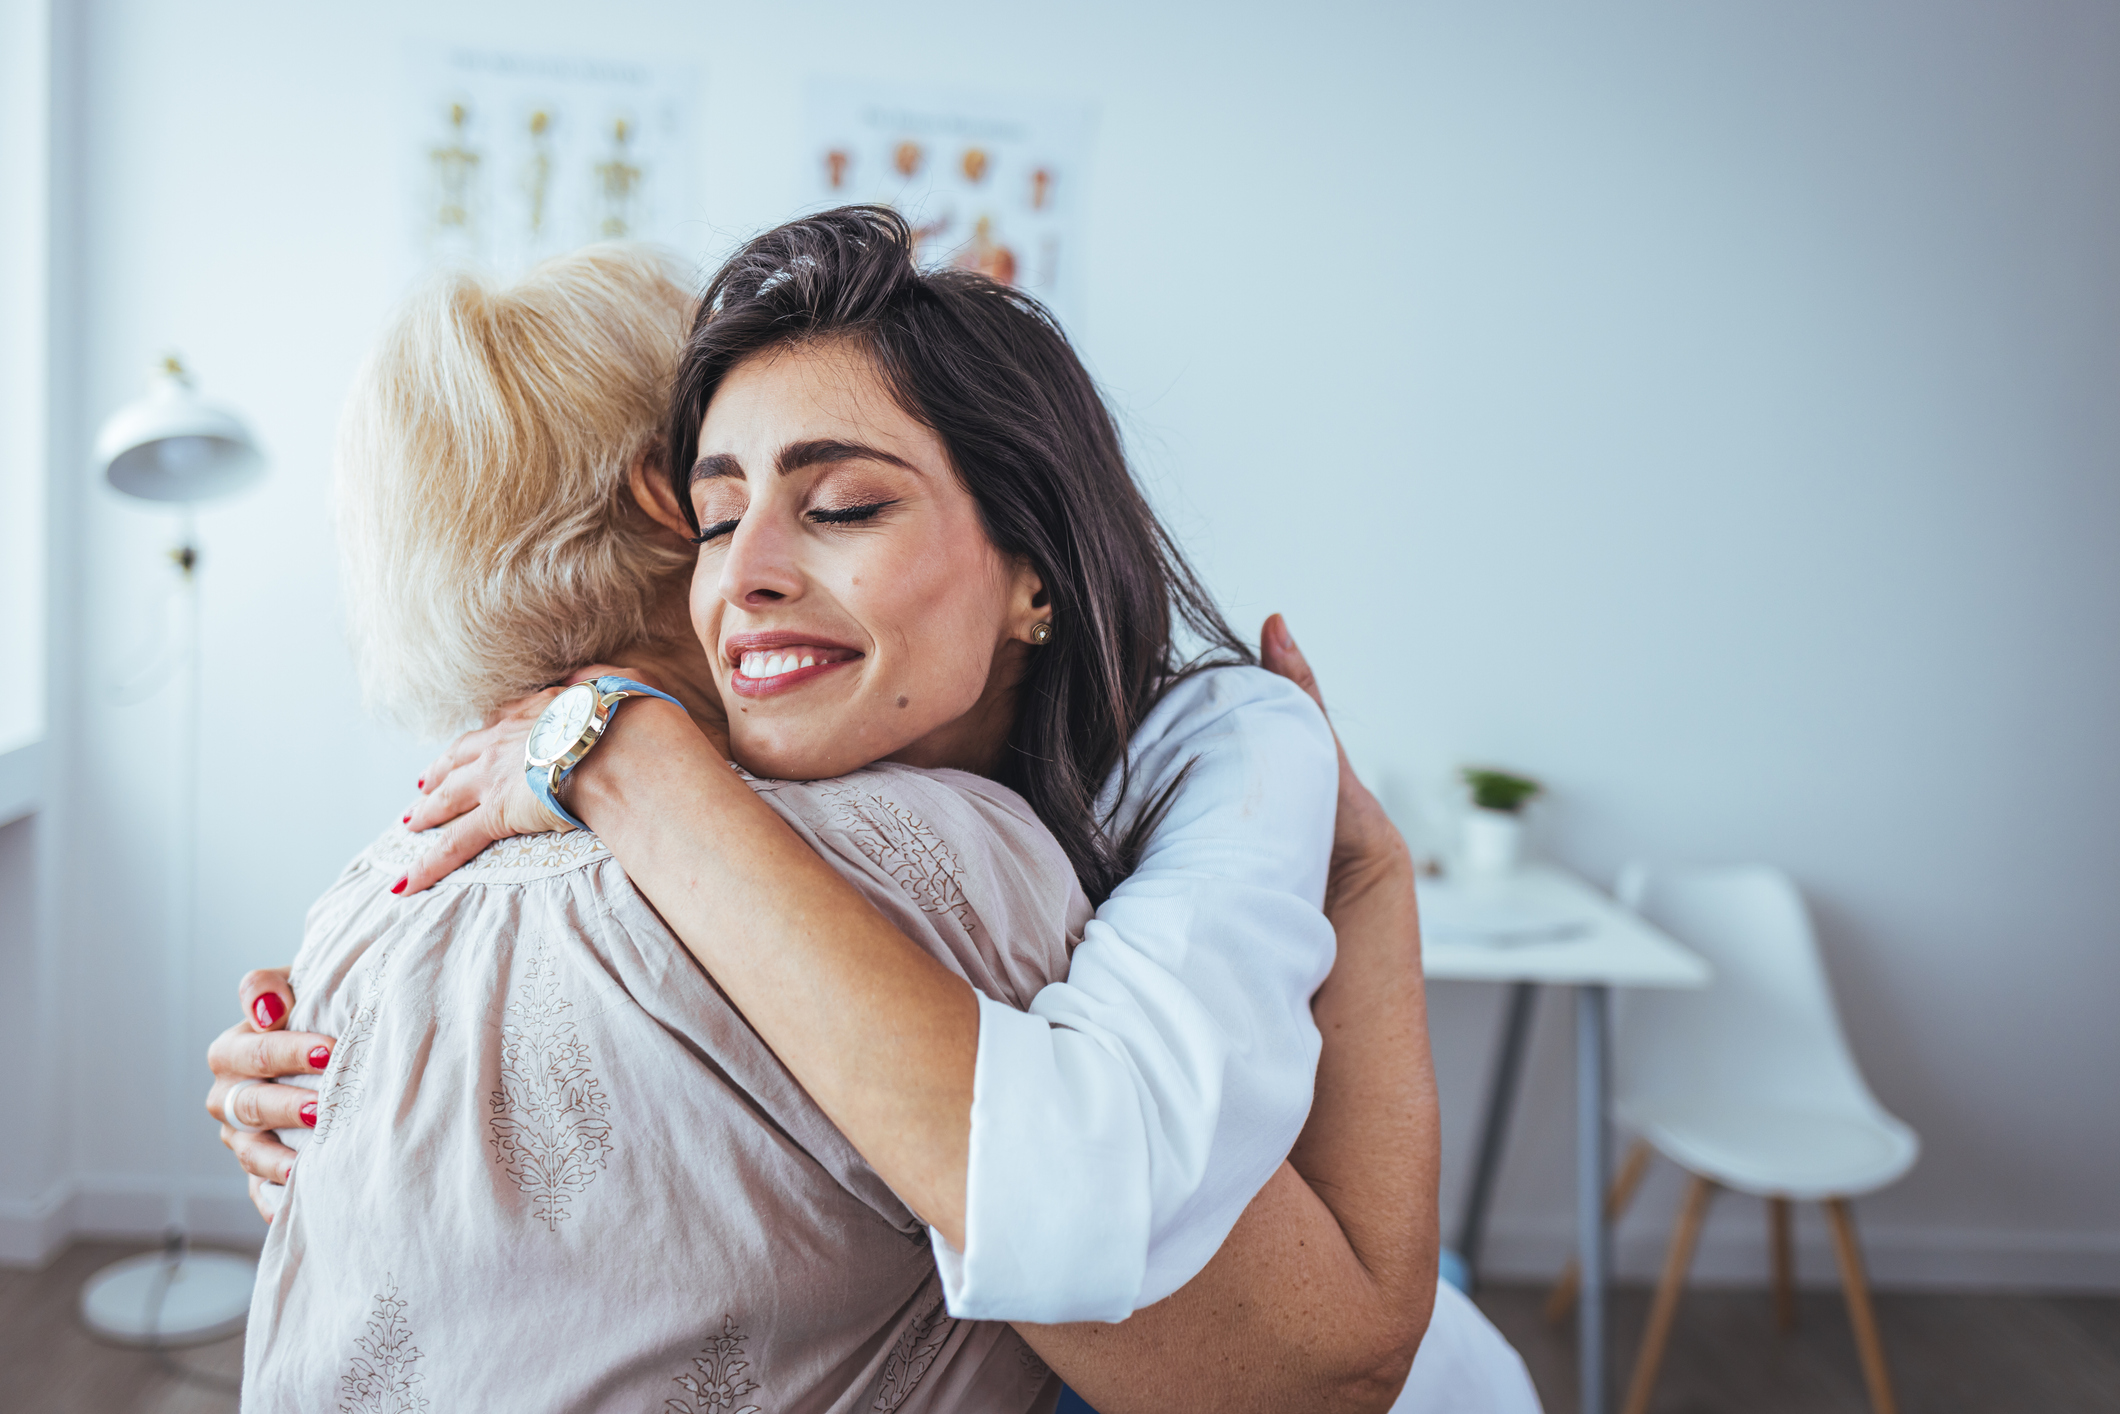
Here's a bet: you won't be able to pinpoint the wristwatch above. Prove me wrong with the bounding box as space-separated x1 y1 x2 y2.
524 675 686 831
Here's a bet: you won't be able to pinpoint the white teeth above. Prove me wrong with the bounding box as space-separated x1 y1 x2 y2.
737 648 843 682
741 650 826 680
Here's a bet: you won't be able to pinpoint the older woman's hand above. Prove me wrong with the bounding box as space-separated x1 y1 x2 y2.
205 967 336 1222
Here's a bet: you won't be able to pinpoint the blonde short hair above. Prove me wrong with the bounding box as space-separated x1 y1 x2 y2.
337 243 696 736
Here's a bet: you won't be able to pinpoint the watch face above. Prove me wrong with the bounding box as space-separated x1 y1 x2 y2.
527 684 597 765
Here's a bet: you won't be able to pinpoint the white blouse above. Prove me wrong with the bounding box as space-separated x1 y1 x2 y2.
935 665 1340 1322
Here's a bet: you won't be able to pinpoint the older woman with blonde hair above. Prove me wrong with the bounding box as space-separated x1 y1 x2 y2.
211 221 1536 1413
336 242 703 737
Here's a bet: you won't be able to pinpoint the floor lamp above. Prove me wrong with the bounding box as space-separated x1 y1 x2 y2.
78 356 265 1347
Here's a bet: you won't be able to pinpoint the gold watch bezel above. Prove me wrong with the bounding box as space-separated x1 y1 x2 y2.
525 681 621 775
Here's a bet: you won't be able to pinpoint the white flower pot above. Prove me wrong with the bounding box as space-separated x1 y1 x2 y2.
1461 808 1524 876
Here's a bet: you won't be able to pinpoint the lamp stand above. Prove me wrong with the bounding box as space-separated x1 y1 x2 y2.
81 516 258 1347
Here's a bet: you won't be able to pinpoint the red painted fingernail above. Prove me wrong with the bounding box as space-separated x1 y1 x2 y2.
417 778 425 790
300 1100 318 1128
401 814 411 824
308 1046 332 1070
390 876 407 895
253 993 286 1028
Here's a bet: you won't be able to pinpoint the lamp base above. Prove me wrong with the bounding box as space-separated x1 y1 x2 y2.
80 1247 256 1347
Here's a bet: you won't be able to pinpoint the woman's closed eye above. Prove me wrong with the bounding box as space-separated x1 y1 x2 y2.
807 499 898 527
691 498 900 546
690 516 741 545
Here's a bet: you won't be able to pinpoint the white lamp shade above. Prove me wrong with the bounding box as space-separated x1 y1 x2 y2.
95 362 264 504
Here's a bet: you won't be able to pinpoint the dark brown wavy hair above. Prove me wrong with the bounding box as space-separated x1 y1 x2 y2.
669 205 1251 902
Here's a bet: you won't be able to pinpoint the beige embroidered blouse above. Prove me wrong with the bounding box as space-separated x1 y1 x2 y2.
242 763 1087 1414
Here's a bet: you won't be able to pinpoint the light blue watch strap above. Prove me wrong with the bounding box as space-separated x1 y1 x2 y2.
529 759 586 832
529 677 688 832
588 676 687 713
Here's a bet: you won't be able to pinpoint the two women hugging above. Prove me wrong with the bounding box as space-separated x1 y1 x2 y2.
206 207 1536 1413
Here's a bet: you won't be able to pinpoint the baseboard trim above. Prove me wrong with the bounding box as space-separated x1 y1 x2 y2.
0 1182 74 1267
1473 1210 2120 1293
1 1175 263 1268
16 1179 2120 1292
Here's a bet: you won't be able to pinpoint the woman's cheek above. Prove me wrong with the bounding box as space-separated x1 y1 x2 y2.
689 562 721 644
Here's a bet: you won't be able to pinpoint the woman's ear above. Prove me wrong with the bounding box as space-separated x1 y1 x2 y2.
1010 557 1052 642
628 440 695 540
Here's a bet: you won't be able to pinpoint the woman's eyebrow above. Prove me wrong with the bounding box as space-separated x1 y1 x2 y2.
776 438 919 477
689 452 743 485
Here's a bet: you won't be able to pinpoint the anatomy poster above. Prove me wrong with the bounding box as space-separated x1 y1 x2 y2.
405 47 696 275
803 79 1095 327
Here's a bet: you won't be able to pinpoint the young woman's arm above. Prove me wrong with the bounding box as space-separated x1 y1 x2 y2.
564 698 993 1237
402 659 1338 1323
1017 623 1440 1414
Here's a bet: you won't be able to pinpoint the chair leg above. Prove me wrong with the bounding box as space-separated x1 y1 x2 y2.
1769 1197 1796 1332
1545 1137 1654 1323
1824 1198 1898 1414
1621 1172 1716 1414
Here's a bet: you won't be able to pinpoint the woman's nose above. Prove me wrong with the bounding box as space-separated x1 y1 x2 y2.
717 511 805 608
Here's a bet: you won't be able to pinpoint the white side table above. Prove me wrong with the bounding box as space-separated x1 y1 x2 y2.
1420 865 1710 1414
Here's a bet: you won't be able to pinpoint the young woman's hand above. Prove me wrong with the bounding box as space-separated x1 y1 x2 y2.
203 967 335 1222
1025 618 1435 1414
1259 614 1413 909
400 663 721 894
398 685 576 894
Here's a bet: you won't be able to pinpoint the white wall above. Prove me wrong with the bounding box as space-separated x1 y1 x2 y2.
0 0 50 751
5 0 2115 1289
0 815 59 1260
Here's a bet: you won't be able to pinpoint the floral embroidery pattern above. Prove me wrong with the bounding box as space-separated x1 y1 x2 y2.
466 829 610 877
667 1315 764 1414
313 990 379 1145
824 787 974 932
489 934 612 1229
337 1278 429 1414
871 1299 951 1411
1017 1342 1053 1392
371 820 608 886
368 825 426 876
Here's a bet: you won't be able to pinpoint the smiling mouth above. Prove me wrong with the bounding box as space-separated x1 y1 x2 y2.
727 642 862 698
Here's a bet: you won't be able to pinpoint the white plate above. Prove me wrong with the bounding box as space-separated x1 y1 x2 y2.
1416 879 1592 947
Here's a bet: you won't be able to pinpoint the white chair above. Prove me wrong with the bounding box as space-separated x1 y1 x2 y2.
1551 864 1919 1414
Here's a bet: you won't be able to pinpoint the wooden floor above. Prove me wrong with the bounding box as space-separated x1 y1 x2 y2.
1 1242 246 1414
1477 1280 2120 1414
5 1242 2119 1411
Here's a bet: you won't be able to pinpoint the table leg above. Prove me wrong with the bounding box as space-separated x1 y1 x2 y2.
1453 981 1539 1284
1577 984 1612 1414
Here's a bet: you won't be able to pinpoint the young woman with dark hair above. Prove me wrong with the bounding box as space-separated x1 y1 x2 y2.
663 206 1249 907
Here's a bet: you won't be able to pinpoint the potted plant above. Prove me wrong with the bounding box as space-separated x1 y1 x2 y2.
1459 767 1543 875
